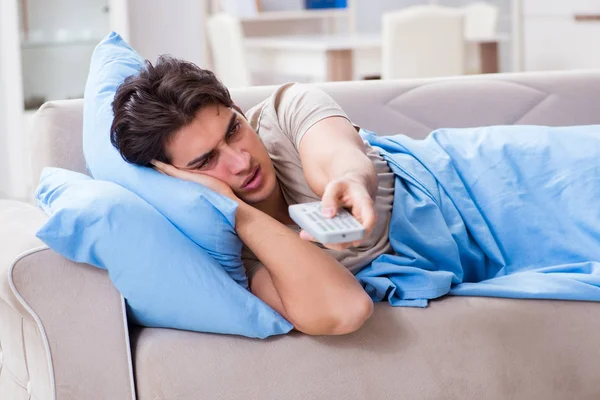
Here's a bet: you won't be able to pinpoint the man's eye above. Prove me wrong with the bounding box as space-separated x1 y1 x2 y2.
195 154 215 170
227 121 241 138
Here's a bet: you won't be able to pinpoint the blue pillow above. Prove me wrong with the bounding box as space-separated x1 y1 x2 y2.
35 167 293 338
82 32 247 287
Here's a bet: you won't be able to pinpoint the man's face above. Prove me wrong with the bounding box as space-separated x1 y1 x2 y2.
165 104 276 204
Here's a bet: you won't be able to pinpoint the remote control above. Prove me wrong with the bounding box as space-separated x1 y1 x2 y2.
288 202 366 244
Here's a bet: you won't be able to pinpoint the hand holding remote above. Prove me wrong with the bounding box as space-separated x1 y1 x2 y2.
291 202 366 249
299 173 377 251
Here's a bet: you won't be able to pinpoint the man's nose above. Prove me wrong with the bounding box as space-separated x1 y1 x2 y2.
224 146 251 175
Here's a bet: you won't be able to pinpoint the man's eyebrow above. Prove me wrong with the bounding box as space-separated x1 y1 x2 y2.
186 151 212 168
185 113 237 168
224 113 237 137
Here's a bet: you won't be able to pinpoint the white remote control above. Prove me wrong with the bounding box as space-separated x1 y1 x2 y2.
288 202 366 244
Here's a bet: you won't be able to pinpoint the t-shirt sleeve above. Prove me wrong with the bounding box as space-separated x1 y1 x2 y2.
274 83 351 149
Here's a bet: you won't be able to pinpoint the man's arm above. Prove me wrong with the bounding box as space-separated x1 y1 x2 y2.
236 202 373 336
298 116 379 250
300 116 377 199
152 159 373 336
243 116 380 333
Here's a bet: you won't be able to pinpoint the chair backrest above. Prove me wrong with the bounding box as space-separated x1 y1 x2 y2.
462 2 499 39
381 5 465 80
350 0 423 33
206 13 251 88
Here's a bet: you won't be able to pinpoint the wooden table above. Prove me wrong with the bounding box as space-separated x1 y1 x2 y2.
244 32 510 81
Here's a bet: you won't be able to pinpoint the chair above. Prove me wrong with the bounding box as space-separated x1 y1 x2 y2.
349 0 417 33
381 5 465 80
462 2 499 39
206 13 251 88
462 2 499 74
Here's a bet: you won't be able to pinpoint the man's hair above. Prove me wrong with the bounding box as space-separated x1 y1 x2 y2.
110 55 235 166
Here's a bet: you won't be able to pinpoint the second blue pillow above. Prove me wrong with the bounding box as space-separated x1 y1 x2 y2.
35 167 293 338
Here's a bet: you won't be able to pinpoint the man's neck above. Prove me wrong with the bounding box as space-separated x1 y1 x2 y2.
253 181 293 225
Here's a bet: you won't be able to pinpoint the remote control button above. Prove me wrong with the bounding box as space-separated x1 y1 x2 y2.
317 222 329 231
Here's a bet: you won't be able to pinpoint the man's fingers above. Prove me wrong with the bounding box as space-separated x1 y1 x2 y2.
150 160 163 171
346 197 377 248
151 160 169 170
300 230 354 251
321 180 344 218
151 159 189 180
151 160 174 176
324 242 353 251
359 199 378 234
299 230 317 242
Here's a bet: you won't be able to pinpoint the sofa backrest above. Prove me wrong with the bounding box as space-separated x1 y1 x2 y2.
30 70 600 195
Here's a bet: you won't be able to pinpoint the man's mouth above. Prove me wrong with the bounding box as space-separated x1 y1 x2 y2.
241 166 262 190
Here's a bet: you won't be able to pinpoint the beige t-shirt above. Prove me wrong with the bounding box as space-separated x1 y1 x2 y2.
242 83 395 279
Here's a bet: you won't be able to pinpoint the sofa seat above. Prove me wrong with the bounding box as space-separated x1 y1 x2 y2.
131 297 600 399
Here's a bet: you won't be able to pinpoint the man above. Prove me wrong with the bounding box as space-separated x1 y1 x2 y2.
111 55 397 335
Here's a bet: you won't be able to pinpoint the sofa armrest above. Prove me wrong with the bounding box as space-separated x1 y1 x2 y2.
0 200 135 400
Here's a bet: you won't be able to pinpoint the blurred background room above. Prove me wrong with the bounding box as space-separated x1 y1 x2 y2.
1 0 600 201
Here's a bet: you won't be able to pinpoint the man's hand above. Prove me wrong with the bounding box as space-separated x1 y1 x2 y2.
151 160 239 201
299 172 378 251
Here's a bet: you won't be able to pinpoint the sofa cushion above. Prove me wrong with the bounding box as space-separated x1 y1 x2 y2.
132 297 600 400
30 99 87 183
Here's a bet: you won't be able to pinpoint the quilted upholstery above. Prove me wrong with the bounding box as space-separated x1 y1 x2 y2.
30 70 600 187
233 70 600 138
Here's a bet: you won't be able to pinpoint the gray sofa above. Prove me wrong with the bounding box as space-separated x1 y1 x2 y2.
2 70 600 400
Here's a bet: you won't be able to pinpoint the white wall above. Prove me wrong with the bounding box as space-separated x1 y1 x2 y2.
125 0 209 68
521 0 600 71
19 0 210 106
20 0 109 103
0 0 28 200
21 45 97 103
109 0 131 41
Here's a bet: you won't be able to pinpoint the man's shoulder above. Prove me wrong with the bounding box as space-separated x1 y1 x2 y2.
246 82 300 132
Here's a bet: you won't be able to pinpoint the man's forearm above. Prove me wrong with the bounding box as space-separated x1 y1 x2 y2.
235 202 370 334
299 116 378 199
328 148 378 198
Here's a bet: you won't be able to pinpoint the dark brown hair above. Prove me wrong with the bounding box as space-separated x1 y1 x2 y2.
110 55 235 166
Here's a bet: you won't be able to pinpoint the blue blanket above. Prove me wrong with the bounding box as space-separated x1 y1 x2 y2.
357 125 600 307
